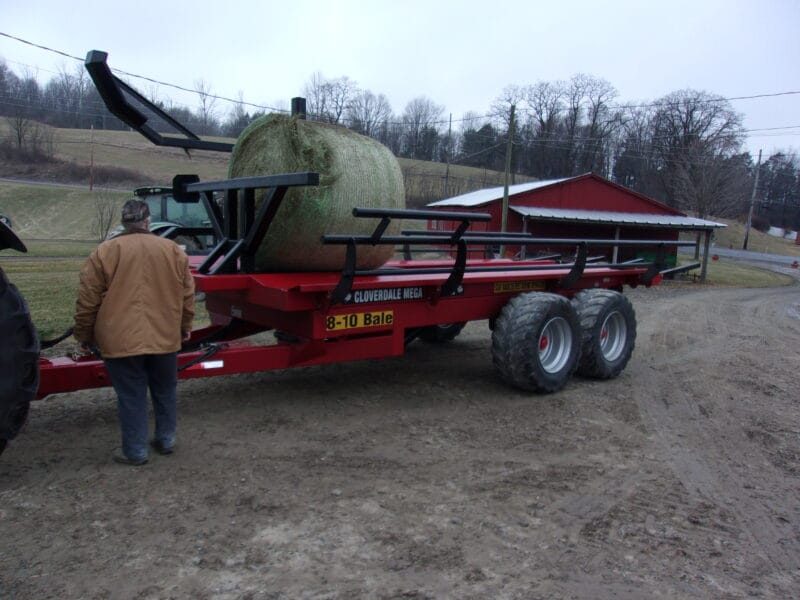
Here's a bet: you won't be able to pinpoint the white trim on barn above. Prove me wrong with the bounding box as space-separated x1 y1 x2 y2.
428 178 573 208
511 206 726 230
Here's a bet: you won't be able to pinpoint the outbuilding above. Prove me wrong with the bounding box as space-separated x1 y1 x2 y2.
427 173 726 282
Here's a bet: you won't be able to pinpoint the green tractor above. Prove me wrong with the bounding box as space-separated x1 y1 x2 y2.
108 186 216 254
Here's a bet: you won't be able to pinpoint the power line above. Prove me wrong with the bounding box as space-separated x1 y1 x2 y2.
4 30 800 131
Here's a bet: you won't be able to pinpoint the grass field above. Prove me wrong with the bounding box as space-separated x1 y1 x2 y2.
0 182 128 240
706 217 800 257
3 258 84 339
1 120 525 207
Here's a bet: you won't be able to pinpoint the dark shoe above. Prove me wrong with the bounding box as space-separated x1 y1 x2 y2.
112 448 147 466
150 439 174 455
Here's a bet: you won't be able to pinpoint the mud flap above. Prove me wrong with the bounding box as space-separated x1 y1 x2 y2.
0 267 40 453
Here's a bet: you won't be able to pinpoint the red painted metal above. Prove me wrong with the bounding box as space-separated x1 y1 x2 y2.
35 257 655 400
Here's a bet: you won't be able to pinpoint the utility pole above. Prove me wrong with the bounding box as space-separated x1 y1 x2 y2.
443 113 452 197
89 124 95 192
499 103 515 258
743 149 761 250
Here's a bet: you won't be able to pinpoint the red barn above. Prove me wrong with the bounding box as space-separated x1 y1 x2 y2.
427 173 725 281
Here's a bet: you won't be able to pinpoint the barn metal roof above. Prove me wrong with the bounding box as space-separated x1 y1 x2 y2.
511 206 726 230
428 178 573 207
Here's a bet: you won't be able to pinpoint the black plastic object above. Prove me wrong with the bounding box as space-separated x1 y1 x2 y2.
0 220 26 253
0 267 40 452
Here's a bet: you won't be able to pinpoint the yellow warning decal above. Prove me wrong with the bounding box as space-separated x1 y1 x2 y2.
493 280 546 294
325 310 394 331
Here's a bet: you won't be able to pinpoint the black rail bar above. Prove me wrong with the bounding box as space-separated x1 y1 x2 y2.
349 261 656 277
402 229 535 238
170 172 319 274
324 234 698 248
660 261 702 278
158 226 215 239
325 207 699 304
85 50 234 153
329 208 492 303
354 207 492 222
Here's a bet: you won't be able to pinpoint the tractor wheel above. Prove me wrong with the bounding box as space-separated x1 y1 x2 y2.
418 322 466 343
491 293 581 393
0 267 40 455
174 234 204 252
572 289 636 379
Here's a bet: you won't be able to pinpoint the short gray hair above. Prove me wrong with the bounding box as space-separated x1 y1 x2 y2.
121 199 150 224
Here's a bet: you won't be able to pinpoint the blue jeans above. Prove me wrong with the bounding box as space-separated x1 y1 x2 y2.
104 353 178 461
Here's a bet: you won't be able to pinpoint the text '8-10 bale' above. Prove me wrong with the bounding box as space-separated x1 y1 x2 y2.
229 114 405 271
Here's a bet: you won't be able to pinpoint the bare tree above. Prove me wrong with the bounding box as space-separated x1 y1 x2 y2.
522 80 565 178
194 78 219 135
401 96 444 159
10 113 33 149
652 89 745 214
303 71 329 120
613 106 659 195
92 193 121 243
575 76 622 176
346 90 392 137
303 72 358 124
491 84 525 127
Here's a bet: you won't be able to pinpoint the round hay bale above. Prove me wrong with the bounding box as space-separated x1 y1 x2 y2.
229 114 405 271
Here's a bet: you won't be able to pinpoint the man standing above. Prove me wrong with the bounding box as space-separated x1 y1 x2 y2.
74 199 195 465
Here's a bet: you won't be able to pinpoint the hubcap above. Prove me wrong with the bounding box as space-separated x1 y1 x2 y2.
538 317 572 374
599 311 627 362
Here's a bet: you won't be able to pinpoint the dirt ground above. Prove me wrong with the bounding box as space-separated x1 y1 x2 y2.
2 275 800 599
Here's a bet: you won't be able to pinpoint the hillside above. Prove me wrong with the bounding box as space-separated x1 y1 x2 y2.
704 217 800 258
0 121 526 207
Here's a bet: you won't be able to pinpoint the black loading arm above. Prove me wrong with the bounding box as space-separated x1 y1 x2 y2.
0 221 26 253
84 50 233 153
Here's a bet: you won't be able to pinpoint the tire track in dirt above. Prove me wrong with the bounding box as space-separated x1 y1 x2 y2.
632 286 800 587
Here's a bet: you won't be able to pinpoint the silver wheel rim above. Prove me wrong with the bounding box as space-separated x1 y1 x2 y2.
599 311 627 362
538 317 572 374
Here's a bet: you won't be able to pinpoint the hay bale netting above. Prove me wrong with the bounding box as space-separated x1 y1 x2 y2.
229 114 405 271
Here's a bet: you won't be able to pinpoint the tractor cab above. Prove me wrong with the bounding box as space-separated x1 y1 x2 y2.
109 186 216 254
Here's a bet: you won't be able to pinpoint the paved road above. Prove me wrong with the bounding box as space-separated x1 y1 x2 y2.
0 177 127 192
681 244 798 267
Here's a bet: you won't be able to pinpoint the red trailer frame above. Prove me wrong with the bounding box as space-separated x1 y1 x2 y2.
36 252 660 399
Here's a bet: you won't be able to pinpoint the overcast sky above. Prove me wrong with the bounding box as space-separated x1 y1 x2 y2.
1 0 798 159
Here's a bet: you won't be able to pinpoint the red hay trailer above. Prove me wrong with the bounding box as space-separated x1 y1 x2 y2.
0 51 697 456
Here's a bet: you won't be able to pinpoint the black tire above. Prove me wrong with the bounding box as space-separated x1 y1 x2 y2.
491 293 581 393
417 322 466 343
174 234 204 252
0 267 40 455
572 289 636 379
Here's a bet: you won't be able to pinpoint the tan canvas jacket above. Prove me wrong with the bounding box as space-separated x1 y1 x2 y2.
74 232 195 358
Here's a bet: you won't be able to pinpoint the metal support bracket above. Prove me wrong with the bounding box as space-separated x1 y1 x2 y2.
440 238 467 297
641 243 666 285
560 242 588 289
330 239 357 305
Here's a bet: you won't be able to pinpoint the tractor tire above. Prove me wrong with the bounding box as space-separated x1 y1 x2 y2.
0 267 40 455
572 289 636 379
417 322 466 343
491 293 581 393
